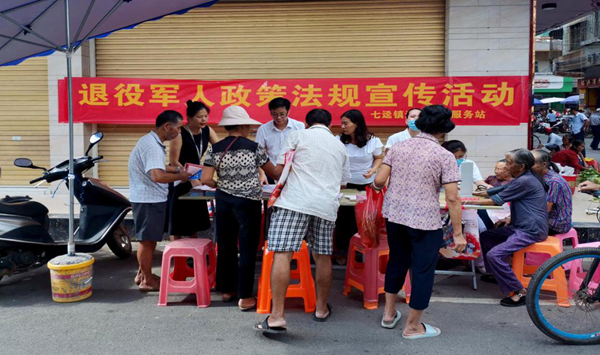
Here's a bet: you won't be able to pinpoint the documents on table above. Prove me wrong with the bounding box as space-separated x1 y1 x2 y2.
192 185 216 191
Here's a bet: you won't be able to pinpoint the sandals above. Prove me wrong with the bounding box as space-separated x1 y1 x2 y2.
239 298 257 312
313 303 333 322
138 274 160 292
138 281 160 292
381 310 402 329
500 293 526 307
254 316 287 334
402 323 441 340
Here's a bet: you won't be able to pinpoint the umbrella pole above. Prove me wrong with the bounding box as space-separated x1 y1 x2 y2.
65 0 75 256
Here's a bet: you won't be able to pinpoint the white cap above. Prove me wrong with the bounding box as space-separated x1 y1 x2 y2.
218 106 262 126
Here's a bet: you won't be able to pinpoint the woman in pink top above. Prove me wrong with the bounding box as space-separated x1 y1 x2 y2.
372 105 466 340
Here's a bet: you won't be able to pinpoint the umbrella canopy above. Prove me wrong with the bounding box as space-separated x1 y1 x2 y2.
0 0 218 255
0 0 217 66
533 98 545 105
541 97 566 104
560 95 579 104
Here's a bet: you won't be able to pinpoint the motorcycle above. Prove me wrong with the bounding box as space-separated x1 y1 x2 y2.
0 132 132 281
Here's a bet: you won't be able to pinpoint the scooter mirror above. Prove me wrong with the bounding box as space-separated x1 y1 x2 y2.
85 132 104 156
14 158 33 168
90 132 103 145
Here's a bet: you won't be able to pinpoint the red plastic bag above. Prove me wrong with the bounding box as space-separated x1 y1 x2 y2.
354 186 386 249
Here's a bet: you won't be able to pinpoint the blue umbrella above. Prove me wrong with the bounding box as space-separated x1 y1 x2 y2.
560 95 579 104
0 0 219 256
533 98 544 105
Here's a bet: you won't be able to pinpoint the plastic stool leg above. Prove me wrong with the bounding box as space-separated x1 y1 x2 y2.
362 248 379 310
193 253 211 308
257 245 273 314
158 254 172 307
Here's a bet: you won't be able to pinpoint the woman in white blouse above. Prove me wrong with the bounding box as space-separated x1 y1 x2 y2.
335 109 384 262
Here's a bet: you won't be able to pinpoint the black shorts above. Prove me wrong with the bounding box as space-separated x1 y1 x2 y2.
132 202 167 242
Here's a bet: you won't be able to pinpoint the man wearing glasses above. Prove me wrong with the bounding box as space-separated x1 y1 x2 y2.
256 97 305 183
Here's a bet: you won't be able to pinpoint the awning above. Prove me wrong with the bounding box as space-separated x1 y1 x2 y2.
0 0 218 67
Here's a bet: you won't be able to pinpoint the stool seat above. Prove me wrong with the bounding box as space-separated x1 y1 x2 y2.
343 234 411 309
525 228 578 273
513 236 569 306
158 238 216 308
257 241 316 314
568 242 600 297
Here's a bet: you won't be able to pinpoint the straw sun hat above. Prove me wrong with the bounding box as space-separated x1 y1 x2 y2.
218 106 262 126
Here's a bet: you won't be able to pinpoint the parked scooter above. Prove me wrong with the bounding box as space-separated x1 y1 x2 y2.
0 132 132 281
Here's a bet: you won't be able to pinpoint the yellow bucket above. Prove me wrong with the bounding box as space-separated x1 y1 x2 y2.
47 254 95 303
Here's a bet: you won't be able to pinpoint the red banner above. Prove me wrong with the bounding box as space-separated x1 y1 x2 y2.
59 76 529 126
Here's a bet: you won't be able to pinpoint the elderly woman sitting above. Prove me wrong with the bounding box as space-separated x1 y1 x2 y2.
472 149 548 307
484 160 512 188
532 150 573 235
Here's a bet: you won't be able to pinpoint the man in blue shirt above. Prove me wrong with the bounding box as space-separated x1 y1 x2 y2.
571 107 589 157
547 109 557 124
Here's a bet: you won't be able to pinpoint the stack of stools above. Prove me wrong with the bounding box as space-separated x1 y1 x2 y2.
343 233 411 309
512 236 569 306
568 241 600 297
158 238 216 308
525 228 579 273
257 240 316 314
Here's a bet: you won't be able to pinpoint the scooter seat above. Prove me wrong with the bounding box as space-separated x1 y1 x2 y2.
0 200 48 218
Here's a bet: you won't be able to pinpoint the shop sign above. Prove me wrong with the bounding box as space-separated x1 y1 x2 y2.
578 77 600 89
534 74 573 93
59 76 529 126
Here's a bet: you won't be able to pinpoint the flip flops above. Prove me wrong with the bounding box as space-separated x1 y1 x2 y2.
381 310 402 329
254 316 287 334
313 303 333 322
402 323 441 340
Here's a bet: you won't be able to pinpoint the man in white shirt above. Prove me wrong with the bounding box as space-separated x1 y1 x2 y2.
384 108 421 153
128 110 191 292
255 97 305 168
254 109 350 334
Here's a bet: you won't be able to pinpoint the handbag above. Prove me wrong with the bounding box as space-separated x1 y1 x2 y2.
267 150 295 208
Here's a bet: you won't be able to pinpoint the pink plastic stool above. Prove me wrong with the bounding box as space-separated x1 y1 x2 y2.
525 229 578 273
158 238 216 308
343 234 411 309
568 242 600 297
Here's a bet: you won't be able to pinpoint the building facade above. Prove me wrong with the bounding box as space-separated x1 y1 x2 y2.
0 0 531 187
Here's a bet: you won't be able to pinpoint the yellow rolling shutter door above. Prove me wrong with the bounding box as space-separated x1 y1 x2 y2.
96 0 445 186
0 58 50 186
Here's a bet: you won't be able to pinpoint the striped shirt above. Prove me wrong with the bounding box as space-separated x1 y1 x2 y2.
545 170 572 234
128 131 168 203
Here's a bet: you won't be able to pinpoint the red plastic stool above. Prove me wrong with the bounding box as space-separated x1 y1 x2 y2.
158 238 216 307
343 234 411 309
257 240 316 314
525 228 577 273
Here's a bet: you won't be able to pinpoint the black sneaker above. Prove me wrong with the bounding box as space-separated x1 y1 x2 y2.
500 294 526 307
